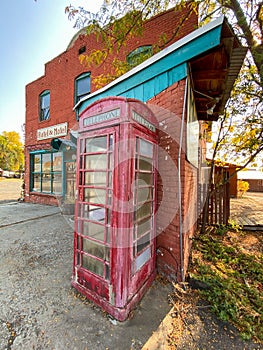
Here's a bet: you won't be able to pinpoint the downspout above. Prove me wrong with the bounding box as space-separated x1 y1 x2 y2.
178 77 188 283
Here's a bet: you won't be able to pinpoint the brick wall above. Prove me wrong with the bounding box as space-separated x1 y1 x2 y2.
245 179 263 192
148 79 198 282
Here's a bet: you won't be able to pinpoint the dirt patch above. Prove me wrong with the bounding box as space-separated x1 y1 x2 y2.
165 229 263 349
167 287 262 350
227 230 263 255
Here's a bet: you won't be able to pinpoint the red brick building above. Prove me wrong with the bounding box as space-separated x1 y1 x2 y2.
25 3 245 290
25 6 197 209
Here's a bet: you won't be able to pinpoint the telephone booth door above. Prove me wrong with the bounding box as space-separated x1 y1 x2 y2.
72 97 158 321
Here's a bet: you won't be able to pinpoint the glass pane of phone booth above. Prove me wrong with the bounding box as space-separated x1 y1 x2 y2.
133 138 155 272
75 133 113 280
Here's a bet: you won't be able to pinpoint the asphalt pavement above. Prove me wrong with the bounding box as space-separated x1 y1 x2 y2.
0 200 173 350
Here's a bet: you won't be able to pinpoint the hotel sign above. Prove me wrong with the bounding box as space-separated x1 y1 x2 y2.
37 122 68 141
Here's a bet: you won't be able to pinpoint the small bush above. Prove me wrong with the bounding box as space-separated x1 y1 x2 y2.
237 180 249 197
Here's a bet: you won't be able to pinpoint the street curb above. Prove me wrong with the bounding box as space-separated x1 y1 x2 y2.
142 307 174 349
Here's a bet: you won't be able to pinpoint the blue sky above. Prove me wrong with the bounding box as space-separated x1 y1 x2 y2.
0 0 101 140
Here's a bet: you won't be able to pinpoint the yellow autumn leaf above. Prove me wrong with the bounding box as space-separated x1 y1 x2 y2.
79 54 86 65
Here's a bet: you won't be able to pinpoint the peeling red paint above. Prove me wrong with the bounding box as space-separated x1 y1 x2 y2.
72 97 158 321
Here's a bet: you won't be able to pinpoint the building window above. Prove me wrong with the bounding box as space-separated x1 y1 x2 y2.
78 46 86 55
30 151 63 194
127 46 153 68
75 72 91 103
186 85 199 168
39 90 50 121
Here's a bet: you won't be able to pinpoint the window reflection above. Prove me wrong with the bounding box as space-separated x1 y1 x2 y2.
78 133 114 280
53 173 62 194
138 172 152 185
133 137 155 272
82 255 104 277
137 217 152 237
82 238 109 260
137 156 153 171
137 187 152 203
31 152 63 195
139 139 153 157
42 153 51 172
86 136 107 153
85 172 107 186
83 221 105 241
85 154 107 170
135 202 152 221
84 188 106 204
53 153 62 171
34 155 41 172
83 205 105 222
42 174 51 192
33 174 41 192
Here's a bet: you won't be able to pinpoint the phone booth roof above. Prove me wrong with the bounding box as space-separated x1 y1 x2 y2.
78 96 158 136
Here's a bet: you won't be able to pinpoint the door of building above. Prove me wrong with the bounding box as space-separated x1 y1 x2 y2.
65 161 76 204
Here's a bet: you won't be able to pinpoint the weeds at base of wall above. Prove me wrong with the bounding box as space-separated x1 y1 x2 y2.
166 283 200 349
188 225 263 342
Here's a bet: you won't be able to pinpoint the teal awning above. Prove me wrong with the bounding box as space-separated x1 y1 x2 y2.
75 16 246 121
51 138 76 151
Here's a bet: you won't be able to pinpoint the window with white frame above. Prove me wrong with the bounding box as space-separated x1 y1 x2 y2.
75 72 91 103
39 90 50 121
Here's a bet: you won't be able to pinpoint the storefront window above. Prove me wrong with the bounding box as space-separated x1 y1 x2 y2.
30 151 63 194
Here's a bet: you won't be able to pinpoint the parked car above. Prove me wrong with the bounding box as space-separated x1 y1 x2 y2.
14 171 22 178
2 170 17 178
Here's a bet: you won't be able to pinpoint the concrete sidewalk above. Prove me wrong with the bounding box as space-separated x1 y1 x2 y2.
0 202 172 350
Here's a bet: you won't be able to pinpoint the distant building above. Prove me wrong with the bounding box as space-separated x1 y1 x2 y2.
238 169 263 192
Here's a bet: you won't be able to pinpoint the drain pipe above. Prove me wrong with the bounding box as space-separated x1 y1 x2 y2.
178 77 188 283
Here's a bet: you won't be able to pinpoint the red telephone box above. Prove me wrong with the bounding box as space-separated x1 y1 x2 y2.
72 97 158 321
